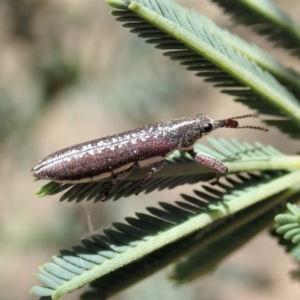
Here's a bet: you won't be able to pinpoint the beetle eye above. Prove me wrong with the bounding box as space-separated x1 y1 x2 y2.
203 122 213 133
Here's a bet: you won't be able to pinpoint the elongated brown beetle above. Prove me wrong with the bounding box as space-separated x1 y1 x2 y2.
32 114 267 199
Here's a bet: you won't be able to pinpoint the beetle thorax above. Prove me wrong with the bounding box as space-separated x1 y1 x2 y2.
166 117 205 150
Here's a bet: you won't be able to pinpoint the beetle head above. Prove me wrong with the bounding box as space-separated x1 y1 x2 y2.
196 113 268 135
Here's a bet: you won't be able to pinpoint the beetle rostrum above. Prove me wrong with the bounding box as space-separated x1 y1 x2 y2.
32 114 267 199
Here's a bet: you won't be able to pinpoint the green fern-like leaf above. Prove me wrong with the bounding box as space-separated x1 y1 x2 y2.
211 0 300 57
107 0 300 138
271 202 300 280
34 138 300 202
183 6 300 99
31 171 300 299
172 191 300 284
270 225 300 265
275 203 300 246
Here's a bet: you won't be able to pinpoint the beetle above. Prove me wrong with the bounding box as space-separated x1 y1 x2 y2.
32 114 267 199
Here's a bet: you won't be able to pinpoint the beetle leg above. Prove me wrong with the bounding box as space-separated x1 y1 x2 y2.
135 160 165 195
101 167 134 201
187 150 228 184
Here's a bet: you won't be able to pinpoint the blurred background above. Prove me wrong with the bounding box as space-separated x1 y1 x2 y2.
0 0 300 299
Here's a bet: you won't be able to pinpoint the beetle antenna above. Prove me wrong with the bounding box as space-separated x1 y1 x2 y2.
218 114 268 131
236 125 268 131
230 114 259 120
229 114 268 131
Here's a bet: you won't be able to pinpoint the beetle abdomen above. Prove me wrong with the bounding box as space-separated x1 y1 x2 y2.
32 123 178 183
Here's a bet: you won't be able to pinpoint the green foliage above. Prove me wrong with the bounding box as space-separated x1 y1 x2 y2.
30 0 300 299
211 0 300 57
31 172 300 299
274 203 300 248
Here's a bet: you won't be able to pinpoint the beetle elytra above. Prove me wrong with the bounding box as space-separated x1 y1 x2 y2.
32 114 267 200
